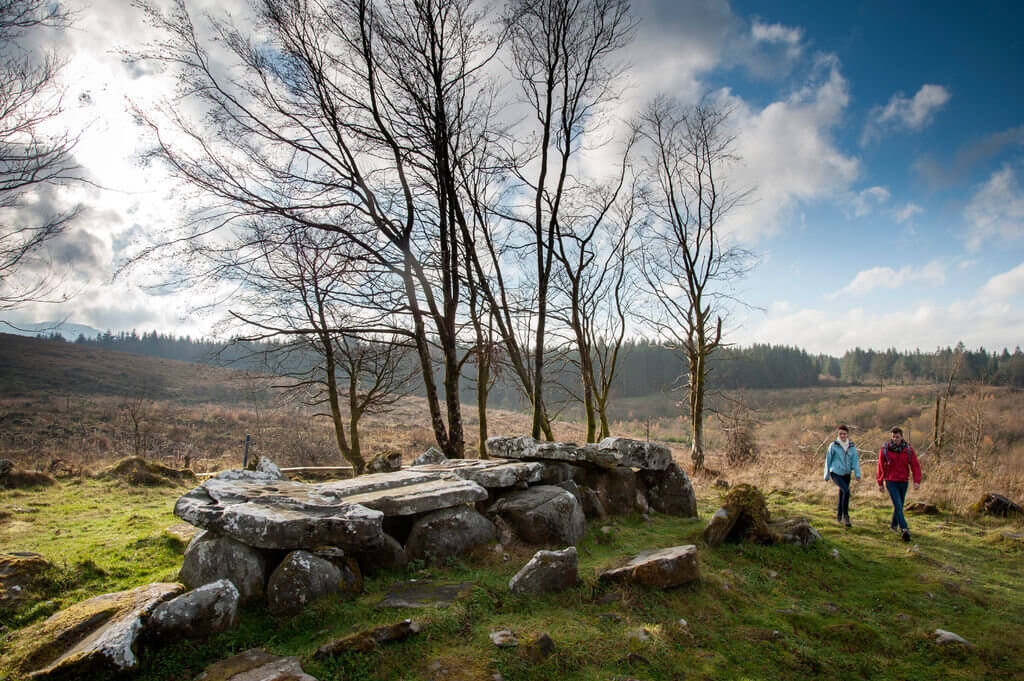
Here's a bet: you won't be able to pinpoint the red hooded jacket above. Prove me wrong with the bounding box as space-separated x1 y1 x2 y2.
876 441 921 485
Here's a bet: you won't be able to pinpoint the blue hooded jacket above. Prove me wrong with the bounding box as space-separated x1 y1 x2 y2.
824 439 862 480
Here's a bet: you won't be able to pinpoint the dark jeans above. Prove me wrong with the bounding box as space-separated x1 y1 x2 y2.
830 472 851 520
885 480 909 530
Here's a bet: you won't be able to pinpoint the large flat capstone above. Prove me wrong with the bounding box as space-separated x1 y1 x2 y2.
410 459 543 488
334 477 488 516
487 436 672 471
174 472 385 551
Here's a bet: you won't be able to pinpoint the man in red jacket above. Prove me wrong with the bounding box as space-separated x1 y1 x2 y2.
877 426 922 542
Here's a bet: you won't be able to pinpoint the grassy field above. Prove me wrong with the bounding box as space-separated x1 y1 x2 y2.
1 477 1022 681
2 335 1023 680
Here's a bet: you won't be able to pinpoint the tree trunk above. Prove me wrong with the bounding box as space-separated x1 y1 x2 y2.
323 340 362 474
689 350 706 472
477 353 490 458
597 396 611 439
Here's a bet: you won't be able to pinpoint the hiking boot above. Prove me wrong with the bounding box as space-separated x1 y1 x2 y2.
843 516 852 528
901 529 911 543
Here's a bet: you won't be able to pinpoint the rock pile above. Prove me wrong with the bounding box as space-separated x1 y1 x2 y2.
704 484 821 548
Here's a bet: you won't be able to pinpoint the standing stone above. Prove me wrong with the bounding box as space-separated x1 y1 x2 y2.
255 456 284 479
267 550 353 617
179 531 268 605
412 447 447 466
405 506 497 564
146 579 240 641
579 486 608 519
3 582 183 679
638 463 698 517
355 533 407 575
487 486 586 546
598 545 700 588
508 547 578 595
586 467 637 515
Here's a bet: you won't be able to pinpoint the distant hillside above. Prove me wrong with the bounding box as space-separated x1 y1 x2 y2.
0 321 102 341
0 333 258 403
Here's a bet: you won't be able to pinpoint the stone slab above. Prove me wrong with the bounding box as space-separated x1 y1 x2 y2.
486 436 671 470
377 581 475 609
174 478 384 551
341 477 488 516
411 459 543 488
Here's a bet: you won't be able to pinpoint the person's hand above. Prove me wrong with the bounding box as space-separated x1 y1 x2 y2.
913 482 920 491
878 484 884 494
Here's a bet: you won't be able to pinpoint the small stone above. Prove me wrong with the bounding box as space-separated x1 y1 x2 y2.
194 648 318 681
624 627 651 642
490 627 517 647
766 570 779 578
677 618 689 629
934 629 971 646
314 619 421 658
521 633 555 663
509 547 578 595
830 548 840 559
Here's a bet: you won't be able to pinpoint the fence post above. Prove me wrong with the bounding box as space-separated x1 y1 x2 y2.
243 433 251 468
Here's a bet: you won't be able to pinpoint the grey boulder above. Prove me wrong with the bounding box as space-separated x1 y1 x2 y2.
768 517 822 547
595 437 672 470
638 463 697 517
267 550 359 617
146 579 239 641
411 447 447 466
195 648 319 681
508 547 579 595
703 506 740 547
355 533 408 575
598 545 700 588
487 485 585 546
405 506 497 564
586 467 637 515
179 530 268 605
174 476 385 551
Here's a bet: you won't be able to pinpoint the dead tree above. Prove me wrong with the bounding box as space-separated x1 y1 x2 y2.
0 0 82 311
637 99 753 472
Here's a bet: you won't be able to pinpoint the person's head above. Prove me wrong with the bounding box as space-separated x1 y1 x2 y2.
890 426 903 443
837 424 849 441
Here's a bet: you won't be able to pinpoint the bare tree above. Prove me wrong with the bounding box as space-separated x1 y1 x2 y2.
551 150 638 441
488 0 635 439
134 0 502 458
0 0 81 311
638 98 752 472
229 227 415 474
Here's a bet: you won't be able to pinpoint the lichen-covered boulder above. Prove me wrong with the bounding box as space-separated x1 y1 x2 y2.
2 582 183 679
194 648 319 681
179 530 268 605
508 547 578 595
146 579 240 641
638 463 697 517
767 517 822 547
411 447 447 466
704 484 776 547
972 493 1022 517
367 450 403 473
598 545 699 588
405 506 497 564
266 550 359 617
487 485 585 546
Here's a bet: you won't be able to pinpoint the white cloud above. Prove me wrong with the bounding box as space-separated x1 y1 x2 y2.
846 186 891 217
716 55 860 241
893 202 924 224
861 84 950 146
978 262 1024 300
741 297 1024 355
828 260 945 298
963 165 1024 250
751 20 803 46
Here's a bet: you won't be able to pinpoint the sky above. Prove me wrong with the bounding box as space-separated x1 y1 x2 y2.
3 0 1023 355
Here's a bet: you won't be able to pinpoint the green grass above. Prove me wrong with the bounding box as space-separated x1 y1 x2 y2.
2 480 1023 681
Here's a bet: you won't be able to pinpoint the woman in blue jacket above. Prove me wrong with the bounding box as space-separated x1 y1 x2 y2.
824 424 861 527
